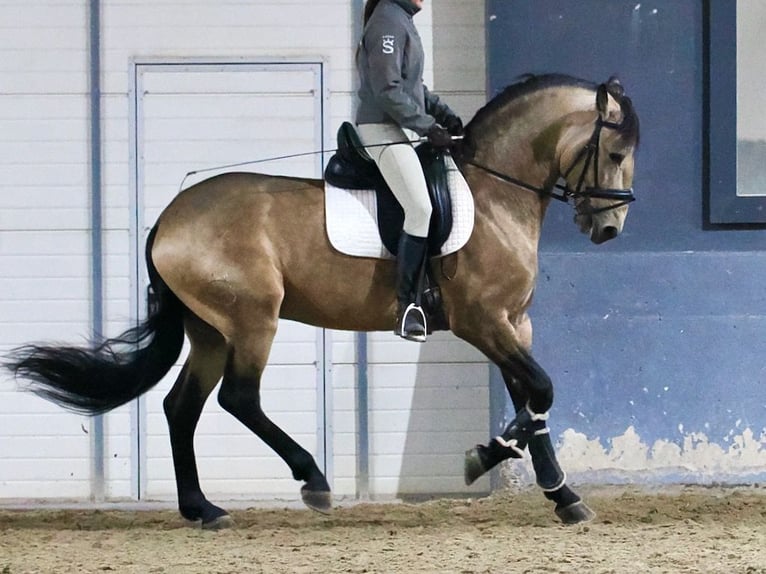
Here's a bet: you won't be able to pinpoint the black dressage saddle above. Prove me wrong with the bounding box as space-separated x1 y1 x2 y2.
323 122 454 257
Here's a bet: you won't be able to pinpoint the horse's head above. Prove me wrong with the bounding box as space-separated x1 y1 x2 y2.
461 74 640 244
558 78 640 244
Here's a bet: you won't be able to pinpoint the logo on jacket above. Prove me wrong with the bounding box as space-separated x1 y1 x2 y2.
382 35 395 54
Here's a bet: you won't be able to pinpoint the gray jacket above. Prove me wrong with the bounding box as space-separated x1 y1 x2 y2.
355 0 455 136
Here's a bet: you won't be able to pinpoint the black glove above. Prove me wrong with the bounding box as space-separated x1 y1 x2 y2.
426 124 454 148
442 114 464 137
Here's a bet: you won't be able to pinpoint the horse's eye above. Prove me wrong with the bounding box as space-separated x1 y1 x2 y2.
609 152 625 165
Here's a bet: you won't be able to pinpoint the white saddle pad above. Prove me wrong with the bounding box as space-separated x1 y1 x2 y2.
324 156 475 259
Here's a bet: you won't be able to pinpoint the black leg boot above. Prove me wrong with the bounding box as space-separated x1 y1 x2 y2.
394 233 428 342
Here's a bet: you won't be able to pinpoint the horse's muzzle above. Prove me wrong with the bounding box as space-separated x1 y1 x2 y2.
590 224 620 244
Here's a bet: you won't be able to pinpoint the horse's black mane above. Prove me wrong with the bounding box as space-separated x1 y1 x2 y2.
470 73 597 126
465 73 639 146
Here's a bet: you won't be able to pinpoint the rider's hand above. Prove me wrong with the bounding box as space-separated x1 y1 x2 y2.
443 114 464 137
426 124 454 148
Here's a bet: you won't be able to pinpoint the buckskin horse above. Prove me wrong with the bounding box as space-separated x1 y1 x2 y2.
6 74 639 528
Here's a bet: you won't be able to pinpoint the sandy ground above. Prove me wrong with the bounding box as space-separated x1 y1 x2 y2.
1 485 766 574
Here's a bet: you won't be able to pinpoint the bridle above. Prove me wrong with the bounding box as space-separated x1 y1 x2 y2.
463 117 635 216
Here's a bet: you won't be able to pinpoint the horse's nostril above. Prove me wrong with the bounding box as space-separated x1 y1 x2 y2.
592 225 619 244
602 226 619 241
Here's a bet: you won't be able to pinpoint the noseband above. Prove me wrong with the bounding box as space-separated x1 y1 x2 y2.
559 118 636 215
464 117 635 216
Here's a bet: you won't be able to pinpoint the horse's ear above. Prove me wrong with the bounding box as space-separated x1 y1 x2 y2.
605 76 625 98
596 83 610 120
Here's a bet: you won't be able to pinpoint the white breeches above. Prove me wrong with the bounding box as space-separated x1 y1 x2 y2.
356 123 432 237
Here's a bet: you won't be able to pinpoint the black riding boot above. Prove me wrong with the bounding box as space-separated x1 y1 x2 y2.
394 232 428 342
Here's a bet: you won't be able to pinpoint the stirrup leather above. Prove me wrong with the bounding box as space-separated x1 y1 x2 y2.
395 303 427 343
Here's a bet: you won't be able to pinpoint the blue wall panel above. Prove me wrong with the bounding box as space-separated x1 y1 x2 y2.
487 0 766 482
535 252 766 440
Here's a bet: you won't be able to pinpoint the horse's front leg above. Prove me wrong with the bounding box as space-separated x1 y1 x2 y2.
456 315 595 524
490 359 595 525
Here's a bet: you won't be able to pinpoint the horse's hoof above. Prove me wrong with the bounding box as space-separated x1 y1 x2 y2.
464 447 486 485
202 514 235 530
555 500 596 525
301 486 333 514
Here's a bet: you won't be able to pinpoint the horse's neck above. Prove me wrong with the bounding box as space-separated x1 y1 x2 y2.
463 93 590 250
474 118 557 188
466 167 547 251
471 87 595 188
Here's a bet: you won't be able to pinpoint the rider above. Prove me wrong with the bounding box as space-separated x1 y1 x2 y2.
355 0 464 343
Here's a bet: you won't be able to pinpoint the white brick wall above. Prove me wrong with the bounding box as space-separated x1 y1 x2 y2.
0 0 93 500
433 0 488 120
0 0 490 503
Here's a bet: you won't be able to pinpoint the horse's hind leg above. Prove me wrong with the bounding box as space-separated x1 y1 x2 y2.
217 308 332 513
163 315 231 528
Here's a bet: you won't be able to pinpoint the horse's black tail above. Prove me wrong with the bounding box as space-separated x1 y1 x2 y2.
5 226 185 415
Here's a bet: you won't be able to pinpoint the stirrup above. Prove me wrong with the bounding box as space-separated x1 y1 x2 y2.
395 303 427 343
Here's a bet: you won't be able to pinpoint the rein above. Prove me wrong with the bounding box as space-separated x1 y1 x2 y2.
463 118 635 216
177 138 430 192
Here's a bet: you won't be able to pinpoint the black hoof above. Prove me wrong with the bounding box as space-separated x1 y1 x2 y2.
555 500 596 525
180 500 231 528
202 514 235 530
301 485 333 514
464 447 487 485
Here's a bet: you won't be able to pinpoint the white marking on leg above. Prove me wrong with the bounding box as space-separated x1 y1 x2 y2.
539 472 567 492
493 436 525 457
525 403 550 421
